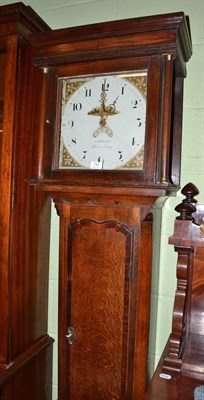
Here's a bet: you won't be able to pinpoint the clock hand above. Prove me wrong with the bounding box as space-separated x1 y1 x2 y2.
88 88 120 137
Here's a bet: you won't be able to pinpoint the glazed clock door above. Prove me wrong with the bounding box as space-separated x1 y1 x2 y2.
55 201 152 400
58 72 147 171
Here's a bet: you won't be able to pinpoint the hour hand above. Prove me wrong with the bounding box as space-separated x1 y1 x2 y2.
88 89 119 137
88 96 120 118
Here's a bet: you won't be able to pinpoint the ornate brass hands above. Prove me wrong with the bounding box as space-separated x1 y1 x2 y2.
88 82 120 137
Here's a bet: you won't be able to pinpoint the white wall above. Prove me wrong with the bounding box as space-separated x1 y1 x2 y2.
1 0 203 398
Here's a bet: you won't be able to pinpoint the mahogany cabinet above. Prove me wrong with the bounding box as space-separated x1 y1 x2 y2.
0 3 53 399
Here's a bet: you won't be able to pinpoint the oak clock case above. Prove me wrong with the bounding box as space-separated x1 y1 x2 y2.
30 11 192 400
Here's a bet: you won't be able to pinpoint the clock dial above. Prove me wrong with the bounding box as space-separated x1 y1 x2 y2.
58 72 147 170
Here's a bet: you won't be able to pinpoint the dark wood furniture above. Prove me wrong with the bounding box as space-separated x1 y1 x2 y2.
0 3 53 399
0 2 193 399
146 183 204 400
28 10 192 400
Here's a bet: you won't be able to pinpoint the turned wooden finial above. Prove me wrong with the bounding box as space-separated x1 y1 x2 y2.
175 201 196 220
181 182 199 205
175 182 199 220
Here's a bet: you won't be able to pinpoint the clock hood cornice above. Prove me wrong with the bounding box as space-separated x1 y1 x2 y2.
30 11 192 77
0 2 50 38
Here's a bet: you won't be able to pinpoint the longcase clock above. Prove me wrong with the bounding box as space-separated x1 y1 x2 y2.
29 11 192 400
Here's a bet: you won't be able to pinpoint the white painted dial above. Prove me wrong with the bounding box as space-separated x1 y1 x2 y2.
59 73 146 170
